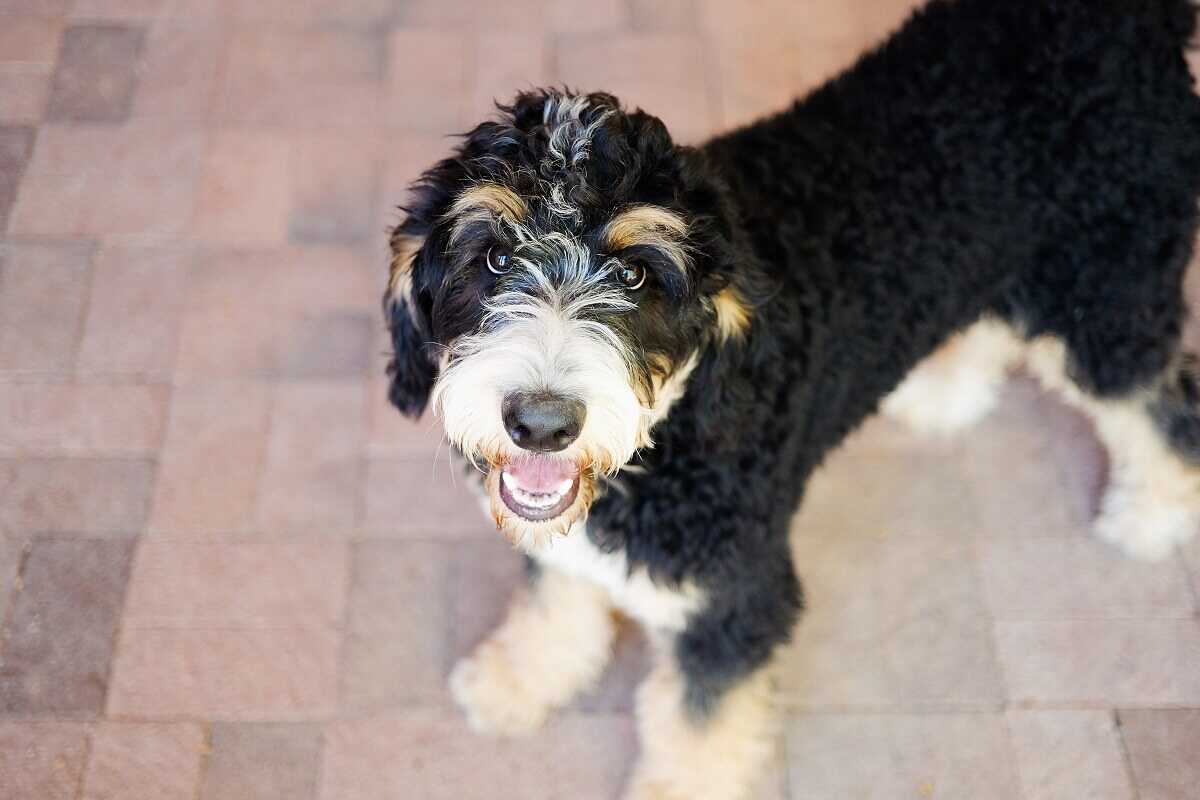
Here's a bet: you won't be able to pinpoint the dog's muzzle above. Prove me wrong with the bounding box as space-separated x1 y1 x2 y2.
497 392 585 521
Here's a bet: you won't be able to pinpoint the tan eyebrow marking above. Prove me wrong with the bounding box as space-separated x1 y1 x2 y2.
601 206 691 275
448 183 530 222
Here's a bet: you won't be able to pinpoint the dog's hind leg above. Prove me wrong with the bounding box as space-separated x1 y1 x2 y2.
882 316 1025 435
1027 338 1200 561
449 566 616 735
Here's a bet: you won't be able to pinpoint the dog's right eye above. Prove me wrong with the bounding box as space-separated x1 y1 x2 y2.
486 245 514 275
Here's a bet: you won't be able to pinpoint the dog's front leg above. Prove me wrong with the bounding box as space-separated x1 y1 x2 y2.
450 565 616 735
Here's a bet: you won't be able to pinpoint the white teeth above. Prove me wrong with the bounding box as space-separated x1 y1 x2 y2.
501 470 575 511
555 478 574 495
501 471 519 492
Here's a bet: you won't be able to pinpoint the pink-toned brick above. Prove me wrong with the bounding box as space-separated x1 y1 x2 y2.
217 28 384 129
192 130 292 244
200 723 322 800
470 33 551 121
125 539 349 628
288 133 381 244
0 69 52 124
107 627 339 720
630 0 698 32
77 244 190 377
46 24 145 123
174 247 374 380
0 459 153 533
549 0 629 32
130 18 222 120
368 373 446 458
785 713 1021 799
388 30 470 133
978 538 1195 620
10 122 204 237
256 382 367 531
320 710 635 800
149 383 271 534
556 34 716 143
1007 710 1134 800
81 723 206 800
0 531 28 628
363 457 494 537
341 541 451 709
0 241 92 373
0 723 90 800
996 620 1200 705
226 0 392 25
1119 709 1200 800
0 383 168 455
0 17 64 65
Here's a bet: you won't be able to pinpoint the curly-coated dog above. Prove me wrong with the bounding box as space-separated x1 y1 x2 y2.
383 1 1200 796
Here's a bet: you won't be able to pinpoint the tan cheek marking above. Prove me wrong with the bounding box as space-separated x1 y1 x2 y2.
712 285 752 341
388 234 423 298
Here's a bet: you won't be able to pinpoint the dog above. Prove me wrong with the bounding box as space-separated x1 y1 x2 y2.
382 1 1200 797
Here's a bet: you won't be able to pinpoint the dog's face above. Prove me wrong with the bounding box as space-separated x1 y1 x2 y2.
385 90 750 548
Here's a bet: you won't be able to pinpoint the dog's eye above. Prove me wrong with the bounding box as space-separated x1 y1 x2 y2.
486 245 514 275
616 261 646 290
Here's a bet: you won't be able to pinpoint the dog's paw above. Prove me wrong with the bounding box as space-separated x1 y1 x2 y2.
881 369 1000 436
449 646 551 736
1094 489 1199 561
622 777 689 800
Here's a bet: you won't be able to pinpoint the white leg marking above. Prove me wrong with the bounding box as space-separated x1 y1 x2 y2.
1027 338 1200 561
883 317 1025 435
449 567 616 735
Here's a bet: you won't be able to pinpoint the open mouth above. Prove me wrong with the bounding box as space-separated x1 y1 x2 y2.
497 455 581 522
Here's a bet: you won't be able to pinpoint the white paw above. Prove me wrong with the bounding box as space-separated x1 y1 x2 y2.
623 777 687 800
449 648 551 736
882 372 1000 436
1093 489 1199 562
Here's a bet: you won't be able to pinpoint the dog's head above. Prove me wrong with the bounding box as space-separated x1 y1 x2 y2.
385 89 753 548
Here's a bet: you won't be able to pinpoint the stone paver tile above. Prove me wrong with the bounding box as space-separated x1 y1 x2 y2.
0 538 134 716
393 0 546 31
556 33 715 144
288 134 380 244
0 241 92 373
9 122 205 236
81 723 206 800
0 723 89 800
0 125 35 233
69 0 172 19
387 30 471 133
0 0 72 14
0 459 153 534
192 130 291 244
996 620 1200 705
1118 709 1200 800
200 722 322 800
217 28 384 128
320 709 635 800
125 539 348 629
226 0 392 25
174 248 373 380
131 18 221 120
550 0 628 32
256 383 366 531
1180 535 1200 601
77 244 190 377
367 372 446 458
1007 710 1134 800
0 17 63 65
630 0 698 31
0 384 168 455
342 541 451 709
470 32 551 120
107 627 339 720
47 24 146 123
0 532 28 631
447 537 527 663
780 530 1002 709
363 458 493 537
0 69 52 124
148 383 271 534
978 538 1195 620
785 712 1021 800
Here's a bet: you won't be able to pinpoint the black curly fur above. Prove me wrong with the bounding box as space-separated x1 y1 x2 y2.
386 0 1200 714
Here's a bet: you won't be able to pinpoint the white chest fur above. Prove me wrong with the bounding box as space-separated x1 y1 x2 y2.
533 525 704 633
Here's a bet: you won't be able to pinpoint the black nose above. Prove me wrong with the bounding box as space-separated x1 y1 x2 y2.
502 392 586 453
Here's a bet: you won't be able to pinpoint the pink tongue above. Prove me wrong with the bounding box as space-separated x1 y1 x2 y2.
504 456 578 493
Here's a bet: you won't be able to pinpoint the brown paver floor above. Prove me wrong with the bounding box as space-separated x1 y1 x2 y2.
2 2 1199 798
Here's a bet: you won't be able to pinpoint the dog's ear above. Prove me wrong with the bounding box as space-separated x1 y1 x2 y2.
383 225 438 417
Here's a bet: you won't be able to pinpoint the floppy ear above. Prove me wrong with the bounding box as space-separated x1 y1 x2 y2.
383 223 439 417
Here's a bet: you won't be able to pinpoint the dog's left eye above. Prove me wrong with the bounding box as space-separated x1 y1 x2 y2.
616 262 646 290
486 245 514 275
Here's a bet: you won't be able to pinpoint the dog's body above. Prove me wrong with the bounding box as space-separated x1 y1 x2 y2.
384 1 1200 797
